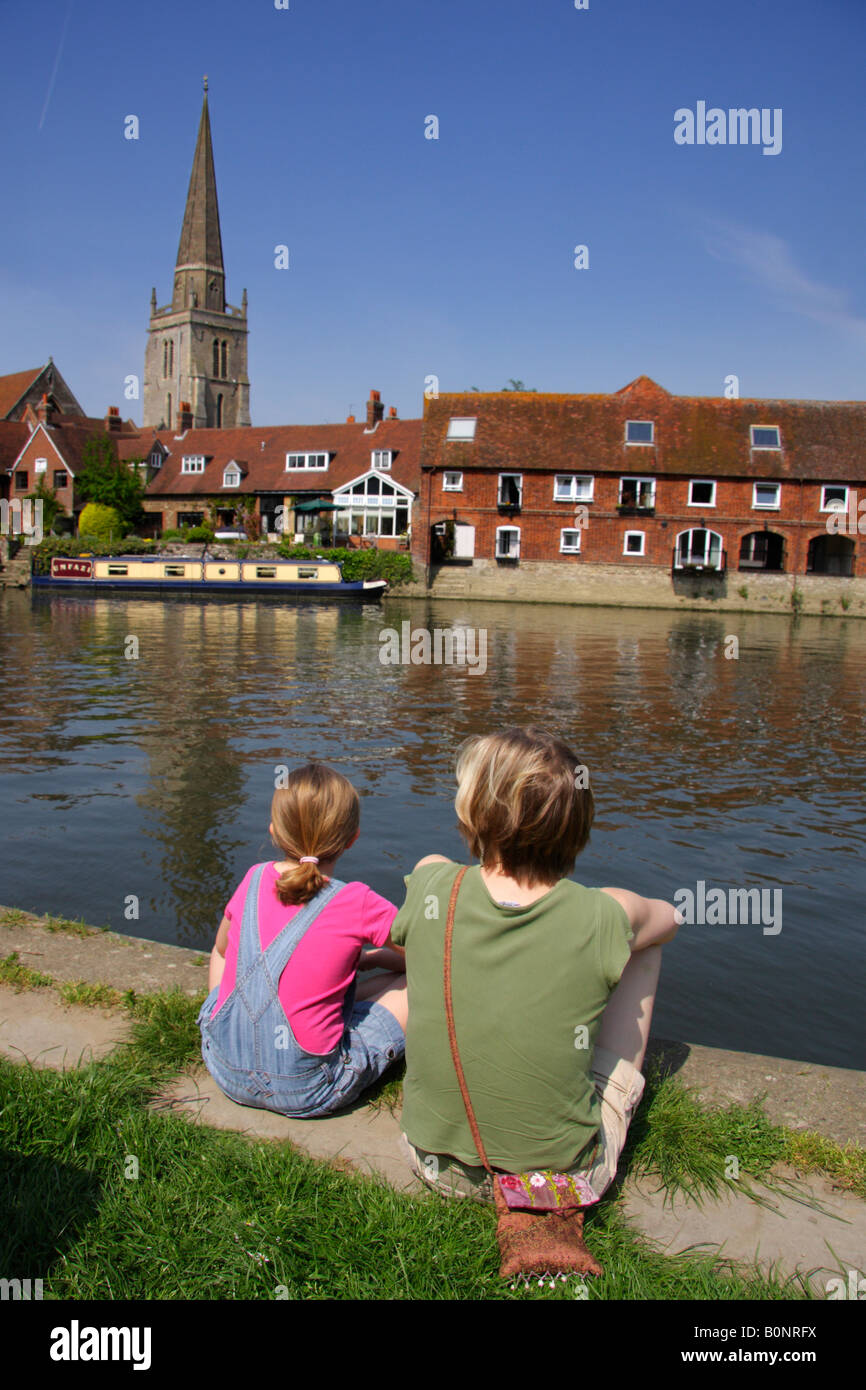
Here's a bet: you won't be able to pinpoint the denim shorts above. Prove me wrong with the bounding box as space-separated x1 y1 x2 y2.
400 1046 645 1202
198 985 405 1118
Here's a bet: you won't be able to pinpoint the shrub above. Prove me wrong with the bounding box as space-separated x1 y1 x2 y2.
77 503 125 543
30 535 153 575
274 540 413 585
185 526 215 543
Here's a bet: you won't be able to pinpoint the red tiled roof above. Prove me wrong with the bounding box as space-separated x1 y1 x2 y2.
0 421 31 471
0 368 44 419
135 418 423 497
5 419 139 475
420 380 866 482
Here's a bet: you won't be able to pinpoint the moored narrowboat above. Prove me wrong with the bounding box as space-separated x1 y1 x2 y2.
32 555 387 598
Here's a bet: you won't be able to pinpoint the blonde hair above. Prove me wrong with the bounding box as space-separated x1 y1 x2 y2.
270 763 360 905
454 727 593 886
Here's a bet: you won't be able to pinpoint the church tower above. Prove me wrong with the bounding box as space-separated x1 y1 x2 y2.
143 80 250 430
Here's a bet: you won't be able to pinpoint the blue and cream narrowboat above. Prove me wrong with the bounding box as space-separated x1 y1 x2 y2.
33 555 387 598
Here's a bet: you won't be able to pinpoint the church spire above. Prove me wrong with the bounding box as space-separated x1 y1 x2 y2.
172 78 225 312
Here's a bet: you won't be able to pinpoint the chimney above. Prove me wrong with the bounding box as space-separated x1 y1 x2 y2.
388 406 398 419
104 406 122 433
366 390 384 429
346 414 356 423
36 393 55 426
178 401 194 431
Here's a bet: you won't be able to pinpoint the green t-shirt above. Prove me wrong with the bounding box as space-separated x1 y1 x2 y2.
390 861 633 1172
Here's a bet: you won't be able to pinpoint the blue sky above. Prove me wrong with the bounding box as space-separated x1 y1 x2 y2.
1 0 863 423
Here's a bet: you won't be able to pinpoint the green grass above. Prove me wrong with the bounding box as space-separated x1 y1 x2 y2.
0 906 106 937
0 1051 817 1301
0 971 860 1298
0 951 54 991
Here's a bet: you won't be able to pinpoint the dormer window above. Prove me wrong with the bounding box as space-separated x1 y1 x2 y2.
626 420 654 445
447 418 477 441
181 455 206 473
371 450 392 470
285 452 329 471
223 465 241 488
148 451 162 470
750 425 781 450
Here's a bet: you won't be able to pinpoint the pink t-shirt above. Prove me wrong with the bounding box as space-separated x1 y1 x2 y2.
210 862 397 1054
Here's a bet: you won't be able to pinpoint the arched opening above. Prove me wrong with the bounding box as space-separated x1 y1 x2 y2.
213 338 220 377
738 531 784 571
220 341 228 378
673 528 725 572
807 534 855 576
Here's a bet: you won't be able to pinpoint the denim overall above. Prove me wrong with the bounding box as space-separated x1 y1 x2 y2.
197 864 380 1118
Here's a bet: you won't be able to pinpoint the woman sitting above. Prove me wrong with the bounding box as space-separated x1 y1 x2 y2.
390 726 680 1203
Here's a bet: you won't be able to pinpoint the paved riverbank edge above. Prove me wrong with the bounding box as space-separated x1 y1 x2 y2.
2 907 863 1148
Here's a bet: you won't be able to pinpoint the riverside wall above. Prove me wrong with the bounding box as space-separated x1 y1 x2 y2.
393 560 866 617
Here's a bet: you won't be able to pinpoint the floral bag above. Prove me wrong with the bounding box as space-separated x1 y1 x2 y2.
443 867 604 1283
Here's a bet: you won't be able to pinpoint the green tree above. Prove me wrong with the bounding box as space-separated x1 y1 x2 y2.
26 476 63 534
502 379 537 392
75 436 146 530
78 502 125 543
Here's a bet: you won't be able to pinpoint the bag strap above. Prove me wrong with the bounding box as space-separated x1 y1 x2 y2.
443 865 493 1175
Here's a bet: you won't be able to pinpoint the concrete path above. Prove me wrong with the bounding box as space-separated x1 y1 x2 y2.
1 908 864 1294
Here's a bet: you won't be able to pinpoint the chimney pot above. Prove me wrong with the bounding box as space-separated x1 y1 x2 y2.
366 390 384 428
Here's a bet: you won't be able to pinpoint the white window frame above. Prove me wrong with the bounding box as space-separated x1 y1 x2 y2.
222 466 241 488
285 452 329 471
181 455 206 474
688 480 717 507
497 473 523 506
554 474 594 503
752 482 781 510
618 476 656 508
495 525 520 559
560 528 582 553
34 457 48 474
625 420 655 445
820 485 849 512
674 528 725 571
446 417 477 441
148 451 162 471
332 471 413 539
623 530 646 556
371 450 392 470
443 471 463 492
750 425 781 450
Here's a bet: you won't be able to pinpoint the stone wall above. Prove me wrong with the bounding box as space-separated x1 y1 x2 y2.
392 560 866 617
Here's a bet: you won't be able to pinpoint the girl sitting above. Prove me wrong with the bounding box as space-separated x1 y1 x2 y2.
198 762 407 1117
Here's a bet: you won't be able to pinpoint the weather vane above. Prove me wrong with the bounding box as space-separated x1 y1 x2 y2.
203 75 208 93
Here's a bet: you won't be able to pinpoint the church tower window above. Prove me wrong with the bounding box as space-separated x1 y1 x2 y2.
220 341 228 378
213 339 220 377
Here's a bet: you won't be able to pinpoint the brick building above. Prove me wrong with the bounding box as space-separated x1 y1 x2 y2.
122 390 421 546
414 377 866 581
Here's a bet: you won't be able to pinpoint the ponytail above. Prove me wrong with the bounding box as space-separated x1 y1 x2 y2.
270 764 360 906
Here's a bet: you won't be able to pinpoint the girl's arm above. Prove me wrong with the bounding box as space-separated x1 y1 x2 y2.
358 935 406 973
208 914 231 990
600 888 682 952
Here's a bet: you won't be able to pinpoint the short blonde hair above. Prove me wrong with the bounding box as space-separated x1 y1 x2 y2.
271 763 360 905
454 727 593 885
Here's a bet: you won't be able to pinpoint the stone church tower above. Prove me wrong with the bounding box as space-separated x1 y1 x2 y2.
143 81 250 430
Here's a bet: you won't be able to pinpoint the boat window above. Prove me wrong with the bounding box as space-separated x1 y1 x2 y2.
256 567 277 578
164 565 185 577
107 565 128 576
297 568 318 579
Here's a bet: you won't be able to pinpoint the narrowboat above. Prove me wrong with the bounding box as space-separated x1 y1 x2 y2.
32 554 387 598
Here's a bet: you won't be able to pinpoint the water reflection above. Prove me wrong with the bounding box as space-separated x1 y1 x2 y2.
1 590 864 1068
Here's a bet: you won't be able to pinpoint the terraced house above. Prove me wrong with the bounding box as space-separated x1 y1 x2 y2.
415 376 866 602
125 390 421 547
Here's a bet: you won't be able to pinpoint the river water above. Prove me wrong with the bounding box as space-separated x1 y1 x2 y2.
1 588 864 1068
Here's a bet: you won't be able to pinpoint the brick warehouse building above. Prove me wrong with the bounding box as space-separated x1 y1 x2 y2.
414 377 866 591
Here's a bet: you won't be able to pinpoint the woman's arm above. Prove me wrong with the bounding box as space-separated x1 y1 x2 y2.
600 888 682 952
208 914 231 990
358 935 406 973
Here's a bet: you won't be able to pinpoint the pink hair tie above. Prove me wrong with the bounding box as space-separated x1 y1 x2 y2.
299 856 319 864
